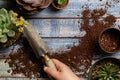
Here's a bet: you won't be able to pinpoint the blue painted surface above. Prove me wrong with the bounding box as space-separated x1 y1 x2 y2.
0 0 120 79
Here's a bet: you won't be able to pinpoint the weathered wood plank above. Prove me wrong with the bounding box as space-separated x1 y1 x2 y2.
26 18 120 37
0 0 120 18
27 19 85 37
20 0 120 18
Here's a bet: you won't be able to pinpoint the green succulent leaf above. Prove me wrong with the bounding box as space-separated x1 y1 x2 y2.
0 8 11 27
0 34 4 38
57 0 65 5
107 78 110 80
0 15 6 22
0 34 7 43
0 29 2 34
98 77 104 80
94 64 120 80
7 30 15 37
3 27 9 33
111 78 115 80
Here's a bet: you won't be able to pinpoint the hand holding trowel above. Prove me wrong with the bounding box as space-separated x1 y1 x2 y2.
23 23 57 79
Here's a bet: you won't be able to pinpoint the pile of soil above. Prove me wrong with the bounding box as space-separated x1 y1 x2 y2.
5 8 116 78
5 38 48 78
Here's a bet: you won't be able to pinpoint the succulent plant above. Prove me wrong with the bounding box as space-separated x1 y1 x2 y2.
0 8 26 44
95 63 120 80
15 0 52 14
56 0 66 5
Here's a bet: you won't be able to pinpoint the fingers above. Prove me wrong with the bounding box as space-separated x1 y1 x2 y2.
44 66 59 79
44 59 80 80
44 59 66 79
43 59 62 78
52 59 68 70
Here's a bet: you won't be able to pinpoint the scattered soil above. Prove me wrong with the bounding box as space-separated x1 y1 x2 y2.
5 38 48 78
51 8 116 77
104 0 120 8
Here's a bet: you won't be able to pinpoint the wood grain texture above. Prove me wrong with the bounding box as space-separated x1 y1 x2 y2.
26 19 120 37
0 0 120 79
23 0 120 18
27 19 85 37
0 0 120 18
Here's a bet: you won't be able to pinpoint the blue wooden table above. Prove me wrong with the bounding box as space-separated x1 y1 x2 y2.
0 0 120 80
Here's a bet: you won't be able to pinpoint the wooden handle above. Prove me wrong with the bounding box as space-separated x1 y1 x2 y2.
44 55 57 71
44 55 57 80
24 24 57 80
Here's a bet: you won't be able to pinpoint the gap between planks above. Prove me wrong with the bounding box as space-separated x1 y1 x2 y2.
25 17 120 19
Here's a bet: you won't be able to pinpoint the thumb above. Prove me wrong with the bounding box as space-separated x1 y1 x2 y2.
44 66 59 78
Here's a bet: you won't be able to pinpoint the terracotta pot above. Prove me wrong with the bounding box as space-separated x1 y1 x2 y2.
88 57 120 80
99 27 120 53
15 0 52 15
52 0 69 10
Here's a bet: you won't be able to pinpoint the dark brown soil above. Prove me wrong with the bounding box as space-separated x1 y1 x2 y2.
99 28 120 53
5 38 48 78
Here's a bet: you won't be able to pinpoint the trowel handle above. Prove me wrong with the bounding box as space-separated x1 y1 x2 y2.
44 55 57 71
44 55 57 80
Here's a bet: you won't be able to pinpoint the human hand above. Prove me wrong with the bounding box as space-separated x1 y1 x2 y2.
44 59 80 80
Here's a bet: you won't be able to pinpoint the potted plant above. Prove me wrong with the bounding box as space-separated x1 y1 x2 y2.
88 57 120 80
0 8 27 48
52 0 69 10
13 0 52 15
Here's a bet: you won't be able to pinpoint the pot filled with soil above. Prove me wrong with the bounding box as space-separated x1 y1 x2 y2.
0 8 27 48
99 28 120 53
52 0 69 10
88 57 120 80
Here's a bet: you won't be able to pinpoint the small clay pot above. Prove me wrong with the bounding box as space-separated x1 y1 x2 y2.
88 57 120 80
52 0 69 10
99 28 120 53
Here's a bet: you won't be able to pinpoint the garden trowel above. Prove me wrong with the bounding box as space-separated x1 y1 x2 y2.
23 24 57 74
